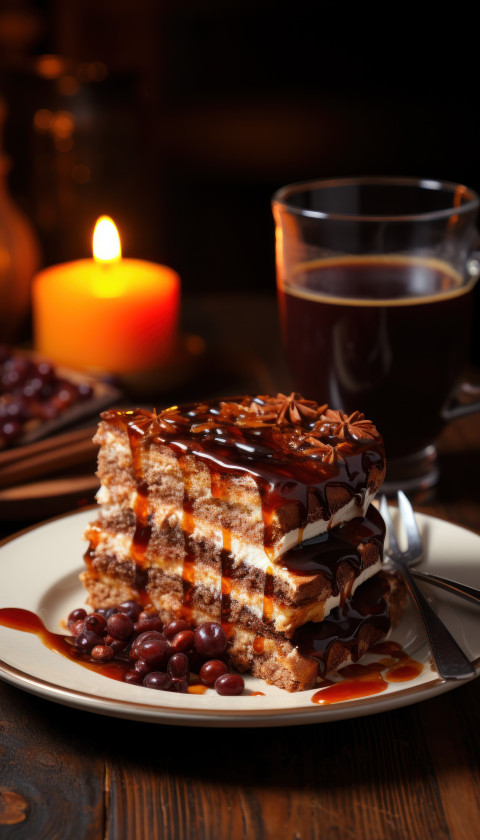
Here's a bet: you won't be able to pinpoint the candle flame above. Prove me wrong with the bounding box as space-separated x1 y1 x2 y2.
93 216 122 263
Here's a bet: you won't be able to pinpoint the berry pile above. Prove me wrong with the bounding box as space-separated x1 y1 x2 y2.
67 601 245 696
0 345 93 446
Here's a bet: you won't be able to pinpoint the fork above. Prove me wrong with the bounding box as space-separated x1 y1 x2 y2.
379 492 475 680
384 493 480 607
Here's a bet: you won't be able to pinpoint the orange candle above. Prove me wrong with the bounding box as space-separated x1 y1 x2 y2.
33 217 180 374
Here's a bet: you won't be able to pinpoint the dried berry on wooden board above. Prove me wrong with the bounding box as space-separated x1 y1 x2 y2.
0 345 121 449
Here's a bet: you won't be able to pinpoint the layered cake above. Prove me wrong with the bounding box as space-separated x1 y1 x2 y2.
82 393 402 691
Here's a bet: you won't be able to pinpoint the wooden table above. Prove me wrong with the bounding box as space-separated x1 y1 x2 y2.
1 295 479 839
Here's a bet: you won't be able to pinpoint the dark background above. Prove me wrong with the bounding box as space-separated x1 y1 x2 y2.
1 0 480 360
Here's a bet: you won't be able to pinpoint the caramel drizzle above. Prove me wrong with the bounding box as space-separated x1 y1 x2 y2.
124 420 156 604
83 544 97 576
255 566 274 658
127 421 153 571
220 528 235 638
84 522 101 577
131 486 151 569
262 566 274 625
253 636 265 654
262 507 276 561
210 471 227 500
180 495 196 622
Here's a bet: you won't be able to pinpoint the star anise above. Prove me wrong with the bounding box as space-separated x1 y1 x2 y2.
250 393 328 426
157 406 191 432
245 399 279 423
300 435 340 464
315 409 379 441
148 407 161 435
219 400 249 420
123 408 162 436
216 399 268 428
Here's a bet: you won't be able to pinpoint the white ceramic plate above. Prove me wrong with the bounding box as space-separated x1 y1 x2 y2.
0 508 479 727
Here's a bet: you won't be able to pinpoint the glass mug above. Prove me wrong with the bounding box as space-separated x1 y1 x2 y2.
272 177 480 493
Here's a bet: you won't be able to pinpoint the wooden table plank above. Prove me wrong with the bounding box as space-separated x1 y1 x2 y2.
100 708 464 840
421 682 480 840
0 683 105 839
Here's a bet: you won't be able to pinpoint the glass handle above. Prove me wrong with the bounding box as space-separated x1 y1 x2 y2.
441 248 480 421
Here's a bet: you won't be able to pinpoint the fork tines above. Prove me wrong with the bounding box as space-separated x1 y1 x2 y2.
379 491 424 563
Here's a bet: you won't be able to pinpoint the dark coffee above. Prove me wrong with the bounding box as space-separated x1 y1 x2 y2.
278 255 474 458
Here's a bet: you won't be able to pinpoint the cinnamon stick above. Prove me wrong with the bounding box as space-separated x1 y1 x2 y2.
0 431 98 489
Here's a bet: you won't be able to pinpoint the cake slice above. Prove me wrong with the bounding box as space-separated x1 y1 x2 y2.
82 393 399 691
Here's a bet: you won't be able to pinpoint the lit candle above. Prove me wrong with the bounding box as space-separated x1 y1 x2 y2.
32 217 180 375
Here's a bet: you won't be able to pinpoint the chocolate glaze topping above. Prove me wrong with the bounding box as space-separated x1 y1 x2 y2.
282 504 385 577
293 573 391 662
103 394 385 553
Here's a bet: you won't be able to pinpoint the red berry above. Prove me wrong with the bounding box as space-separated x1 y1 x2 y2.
124 670 143 685
170 629 194 653
91 645 115 662
36 361 55 384
143 671 172 691
107 612 134 640
214 674 245 696
164 619 191 640
167 652 190 679
134 616 164 634
0 419 22 441
187 649 208 675
129 630 164 661
67 608 87 626
71 619 86 637
194 622 227 657
199 659 228 686
134 658 152 676
137 606 159 620
74 631 103 654
136 637 169 666
84 612 107 635
169 678 188 693
109 638 129 654
118 600 143 622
